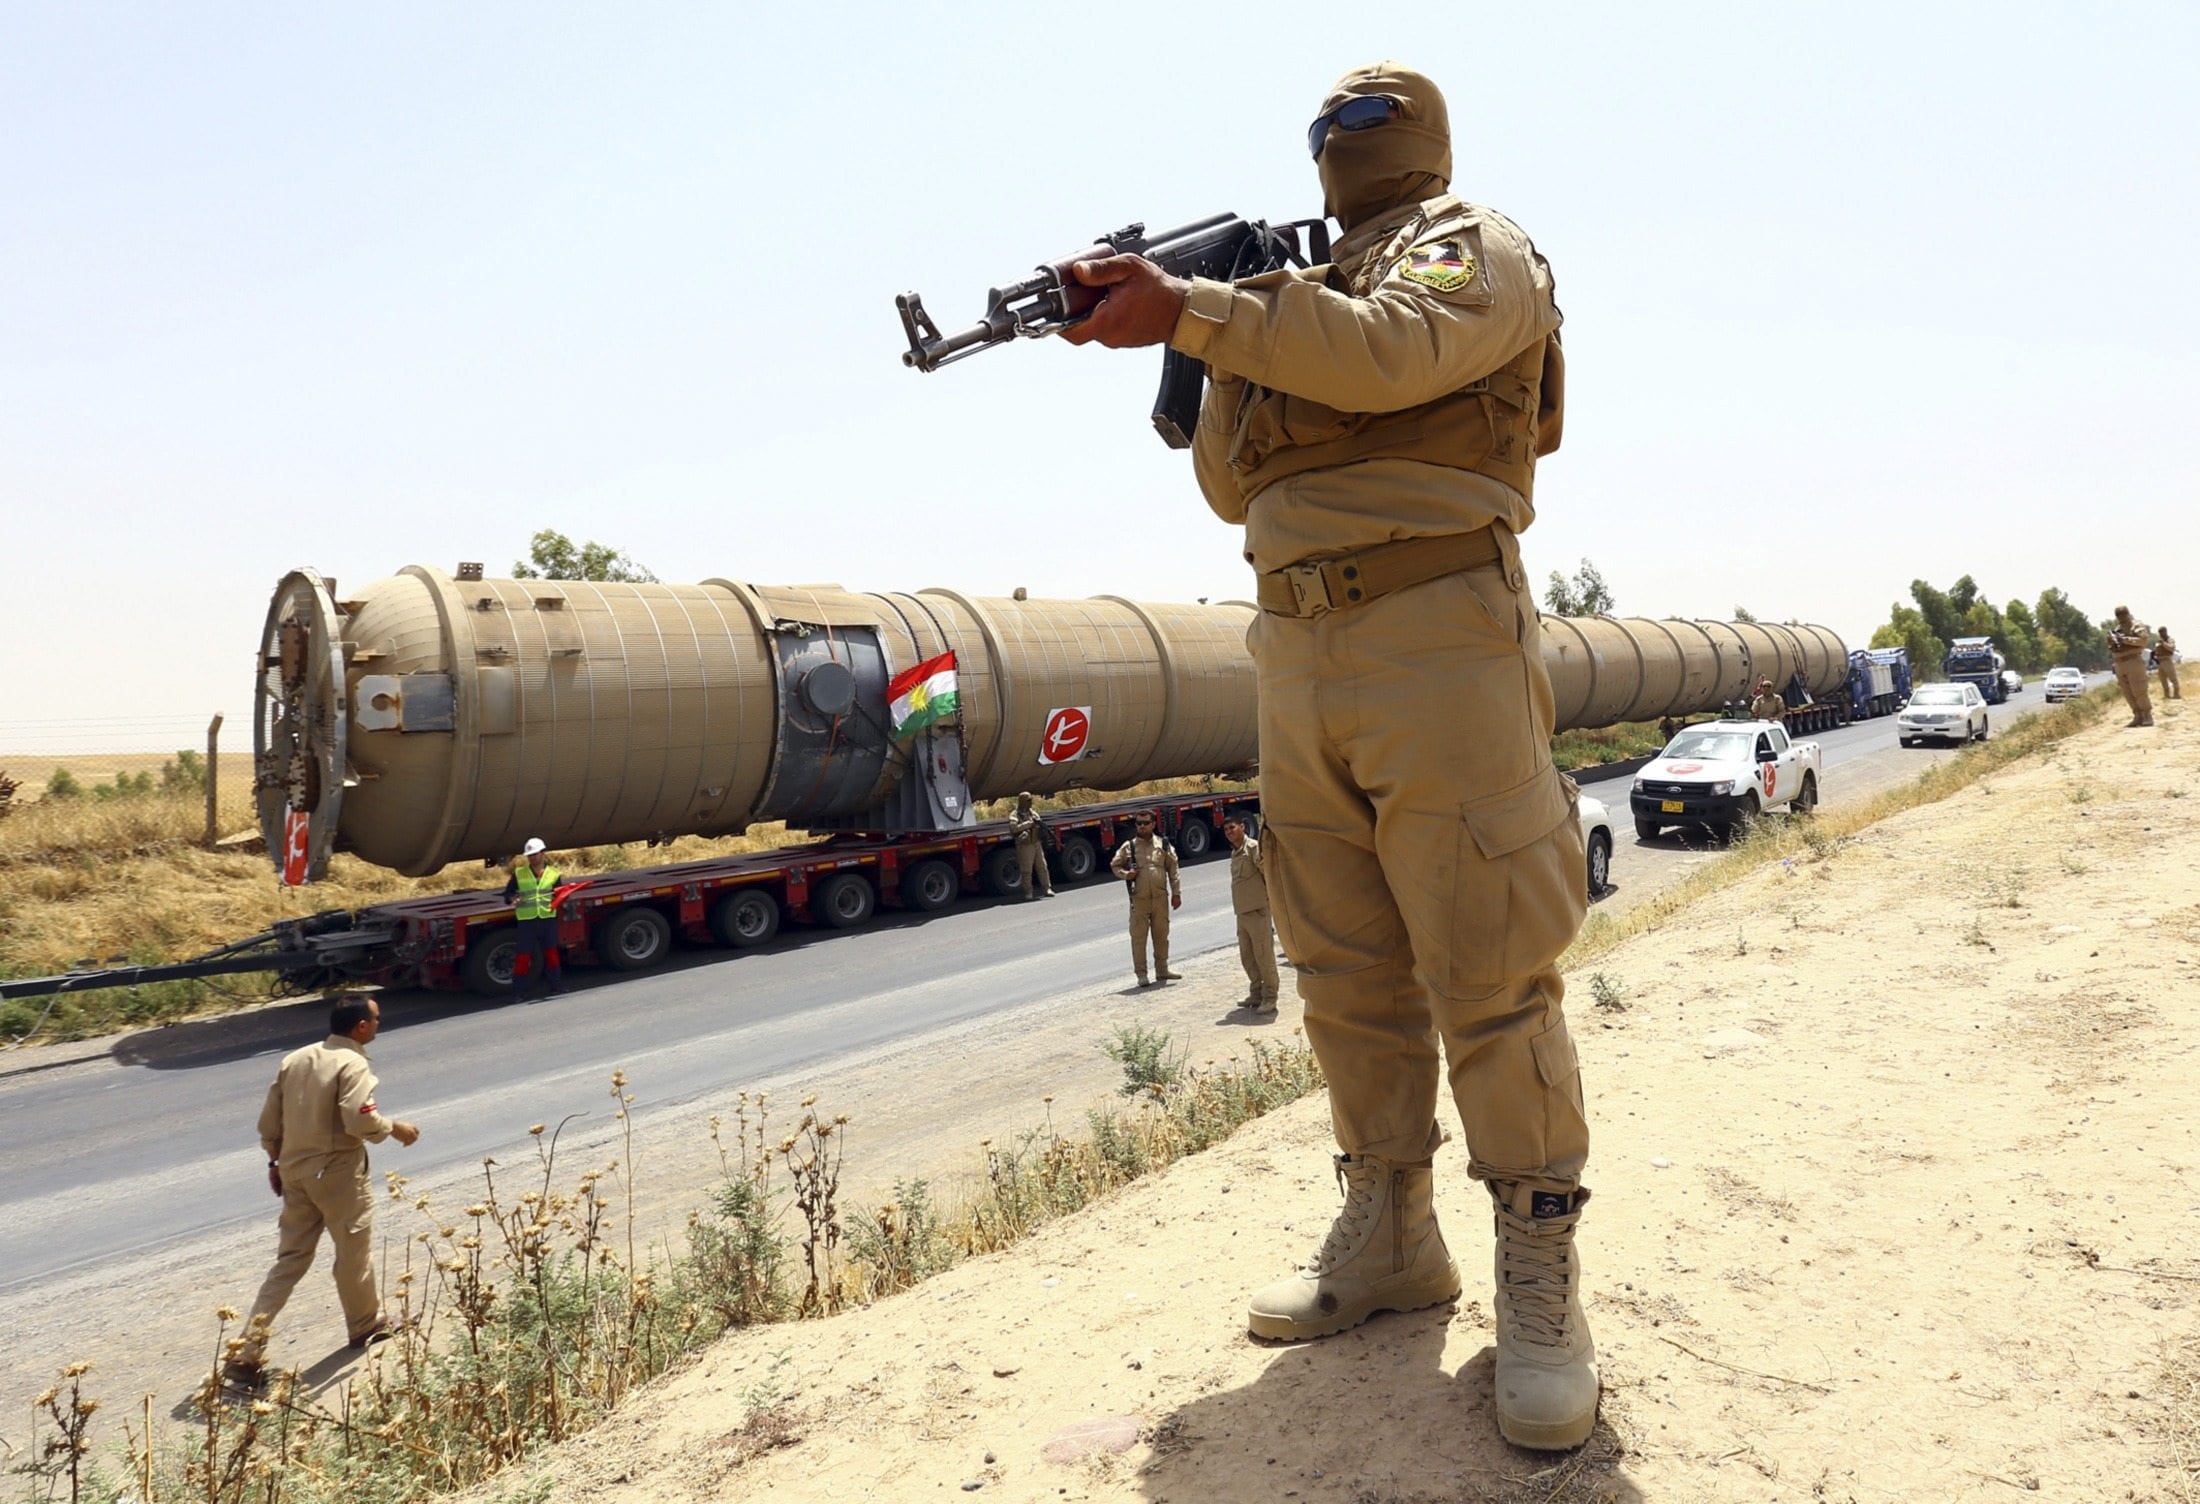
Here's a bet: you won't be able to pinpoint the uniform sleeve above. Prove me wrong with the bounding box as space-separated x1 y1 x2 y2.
336 1058 395 1143
1110 842 1135 878
1189 372 1252 525
1250 840 1266 875
1164 846 1182 895
1169 231 1556 415
258 1076 285 1161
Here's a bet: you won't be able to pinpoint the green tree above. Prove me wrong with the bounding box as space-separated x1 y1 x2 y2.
512 529 659 584
45 767 82 801
2000 600 2042 673
2034 587 2107 670
1542 558 1616 617
1732 605 1758 623
1870 606 1944 677
161 748 207 793
1909 579 1964 649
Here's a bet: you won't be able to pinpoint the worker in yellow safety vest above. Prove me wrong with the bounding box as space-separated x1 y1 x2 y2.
502 838 566 997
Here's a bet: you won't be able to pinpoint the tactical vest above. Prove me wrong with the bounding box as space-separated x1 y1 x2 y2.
1222 196 1563 507
514 865 562 921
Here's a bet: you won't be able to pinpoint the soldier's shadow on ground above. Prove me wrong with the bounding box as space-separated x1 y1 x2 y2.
165 1345 366 1422
1138 1309 1640 1504
1213 1004 1283 1028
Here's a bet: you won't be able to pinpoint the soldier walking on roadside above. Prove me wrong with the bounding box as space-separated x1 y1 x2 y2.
1224 815 1281 1011
1110 810 1182 985
2153 626 2181 701
223 997 420 1393
1011 792 1056 899
2109 606 2155 726
1060 62 1598 1448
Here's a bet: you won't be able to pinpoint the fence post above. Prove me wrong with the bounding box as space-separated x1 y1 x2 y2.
205 713 224 849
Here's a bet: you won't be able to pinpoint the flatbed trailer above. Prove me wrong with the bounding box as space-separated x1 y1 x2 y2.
0 790 1262 1004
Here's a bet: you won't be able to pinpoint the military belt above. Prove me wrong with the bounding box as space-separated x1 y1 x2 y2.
1255 528 1504 618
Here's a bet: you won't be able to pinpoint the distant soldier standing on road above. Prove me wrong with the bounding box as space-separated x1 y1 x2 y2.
223 997 419 1392
1060 62 1598 1448
1110 811 1182 986
2109 607 2155 726
1224 815 1281 1011
2153 626 2180 701
1011 792 1056 899
503 838 566 996
1749 677 1786 721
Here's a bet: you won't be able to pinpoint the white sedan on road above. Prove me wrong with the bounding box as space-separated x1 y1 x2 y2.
1898 682 1990 746
2044 666 2085 702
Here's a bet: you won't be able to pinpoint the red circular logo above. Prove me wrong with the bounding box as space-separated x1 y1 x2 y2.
1041 707 1090 764
1665 760 1704 775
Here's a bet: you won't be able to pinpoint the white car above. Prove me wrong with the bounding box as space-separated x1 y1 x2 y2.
1578 793 1614 897
1898 682 1989 746
1629 719 1822 842
2000 670 2024 698
2044 666 2085 702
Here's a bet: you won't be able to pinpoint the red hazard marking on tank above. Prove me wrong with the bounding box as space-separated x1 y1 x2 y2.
1664 761 1704 775
281 810 311 886
1040 707 1091 764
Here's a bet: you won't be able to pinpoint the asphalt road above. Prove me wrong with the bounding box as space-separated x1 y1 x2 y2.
0 677 2095 1296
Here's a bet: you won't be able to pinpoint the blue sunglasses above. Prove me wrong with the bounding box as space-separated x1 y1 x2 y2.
1307 96 1399 158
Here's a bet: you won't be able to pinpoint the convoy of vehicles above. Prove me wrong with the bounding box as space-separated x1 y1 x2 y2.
1628 719 1823 842
1763 646 1911 733
1898 682 1991 746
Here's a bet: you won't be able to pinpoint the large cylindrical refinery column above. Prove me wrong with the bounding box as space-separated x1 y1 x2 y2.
255 568 1844 879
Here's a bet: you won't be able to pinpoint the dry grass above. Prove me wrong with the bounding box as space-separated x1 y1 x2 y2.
1550 717 1671 772
2166 1334 2200 1504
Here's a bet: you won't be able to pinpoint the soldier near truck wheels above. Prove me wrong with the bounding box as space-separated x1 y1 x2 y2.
1059 61 1598 1449
1010 791 1056 899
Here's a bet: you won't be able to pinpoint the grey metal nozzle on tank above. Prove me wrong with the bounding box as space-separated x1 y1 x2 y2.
253 565 1847 882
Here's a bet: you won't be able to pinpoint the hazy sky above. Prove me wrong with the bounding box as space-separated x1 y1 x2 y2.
3 2 2194 751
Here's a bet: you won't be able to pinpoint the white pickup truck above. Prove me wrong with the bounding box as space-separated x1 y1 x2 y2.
1628 719 1822 842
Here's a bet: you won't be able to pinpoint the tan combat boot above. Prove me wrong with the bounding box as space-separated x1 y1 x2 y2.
1248 1154 1460 1340
1490 1183 1599 1450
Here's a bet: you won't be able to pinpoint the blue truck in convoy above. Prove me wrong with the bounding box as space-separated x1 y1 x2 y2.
1943 636 2009 703
1773 646 1912 732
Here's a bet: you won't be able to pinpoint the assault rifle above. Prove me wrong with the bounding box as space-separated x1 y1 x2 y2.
895 213 1330 448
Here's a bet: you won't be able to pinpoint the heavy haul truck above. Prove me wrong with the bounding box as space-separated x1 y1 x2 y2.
2 569 1852 1002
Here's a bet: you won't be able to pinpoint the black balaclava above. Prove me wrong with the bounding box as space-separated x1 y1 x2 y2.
1315 62 1453 233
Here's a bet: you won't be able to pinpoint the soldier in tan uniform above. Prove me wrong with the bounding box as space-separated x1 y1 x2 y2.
1748 677 1786 721
1109 811 1182 985
2153 626 2181 700
1010 792 1056 899
222 997 420 1391
2109 606 2155 726
1062 63 1597 1448
1223 814 1281 1010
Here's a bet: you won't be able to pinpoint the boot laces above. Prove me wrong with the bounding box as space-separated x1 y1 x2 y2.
1306 1156 1383 1274
1498 1212 1576 1346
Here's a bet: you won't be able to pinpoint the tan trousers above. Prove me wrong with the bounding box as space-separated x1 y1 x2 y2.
1236 908 1281 1002
241 1148 381 1357
1128 889 1171 979
1251 545 1590 1192
1016 838 1054 896
2115 656 2154 722
2159 661 2181 699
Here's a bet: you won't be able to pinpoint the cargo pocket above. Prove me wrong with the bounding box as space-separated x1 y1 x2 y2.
1442 770 1584 991
1262 824 1305 964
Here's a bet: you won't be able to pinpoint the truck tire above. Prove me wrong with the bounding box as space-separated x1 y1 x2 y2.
1722 794 1761 845
596 905 672 972
709 888 780 948
1975 715 1990 742
980 844 1024 898
900 858 960 913
814 872 876 929
1633 815 1661 841
1793 772 1818 816
461 925 521 997
1175 817 1214 861
1586 830 1612 895
1053 833 1098 884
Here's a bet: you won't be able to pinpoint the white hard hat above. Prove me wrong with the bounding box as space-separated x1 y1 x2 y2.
523 838 547 856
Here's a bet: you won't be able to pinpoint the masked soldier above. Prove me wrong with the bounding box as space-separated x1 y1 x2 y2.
2109 607 2155 727
2153 626 2181 701
1011 792 1056 899
1109 810 1183 985
1062 62 1596 1448
1748 677 1786 721
1224 815 1281 1010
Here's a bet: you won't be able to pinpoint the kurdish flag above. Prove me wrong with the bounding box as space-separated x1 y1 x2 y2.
888 650 960 738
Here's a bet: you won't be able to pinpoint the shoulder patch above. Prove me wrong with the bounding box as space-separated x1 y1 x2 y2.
1400 238 1477 293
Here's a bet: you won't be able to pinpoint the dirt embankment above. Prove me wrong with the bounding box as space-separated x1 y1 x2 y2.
464 697 2200 1503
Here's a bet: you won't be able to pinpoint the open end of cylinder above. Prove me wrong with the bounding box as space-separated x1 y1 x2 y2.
253 570 349 883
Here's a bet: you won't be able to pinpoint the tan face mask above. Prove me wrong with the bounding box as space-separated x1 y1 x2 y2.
1313 62 1453 232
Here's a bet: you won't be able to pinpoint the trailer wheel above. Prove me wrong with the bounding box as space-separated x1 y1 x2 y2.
815 872 877 929
1053 833 1098 884
709 889 780 948
980 844 1024 898
597 906 672 972
900 858 960 913
461 926 521 997
1175 817 1214 861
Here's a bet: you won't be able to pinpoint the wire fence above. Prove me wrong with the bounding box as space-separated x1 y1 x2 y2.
0 715 238 801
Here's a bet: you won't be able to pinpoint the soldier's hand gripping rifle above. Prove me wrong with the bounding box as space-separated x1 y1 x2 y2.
896 214 1329 449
